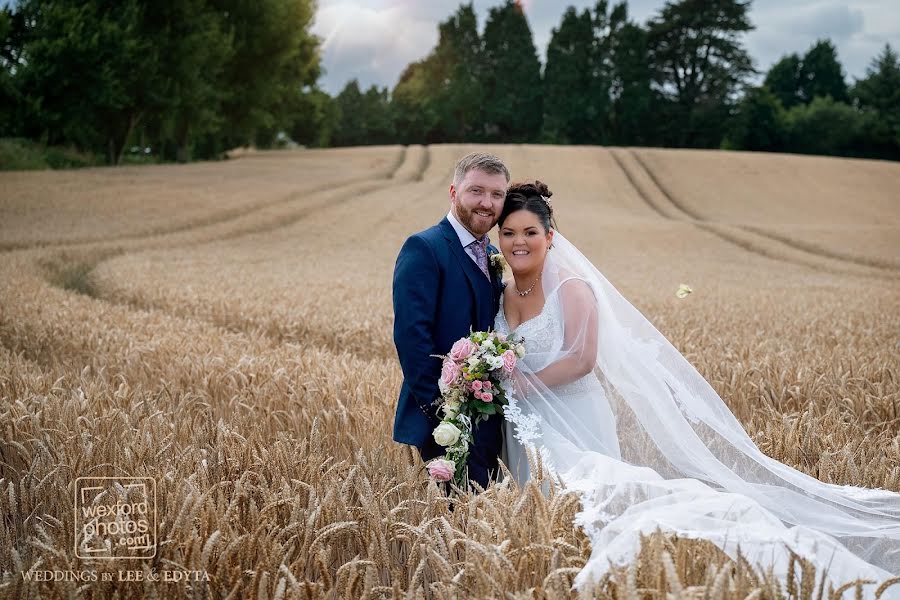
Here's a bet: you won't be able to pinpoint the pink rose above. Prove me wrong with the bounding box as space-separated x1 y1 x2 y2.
501 350 517 373
480 392 493 403
482 381 492 390
441 359 461 387
471 380 483 391
449 338 477 362
427 458 455 482
497 333 508 342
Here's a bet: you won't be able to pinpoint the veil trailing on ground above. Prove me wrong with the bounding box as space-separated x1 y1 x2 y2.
502 231 900 595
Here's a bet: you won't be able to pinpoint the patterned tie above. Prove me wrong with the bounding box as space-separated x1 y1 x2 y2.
469 236 490 279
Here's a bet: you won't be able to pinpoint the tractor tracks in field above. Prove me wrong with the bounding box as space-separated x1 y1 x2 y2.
609 148 898 281
41 144 431 261
4 144 432 318
0 145 430 253
738 224 900 272
3 145 434 364
0 174 371 253
7 145 432 292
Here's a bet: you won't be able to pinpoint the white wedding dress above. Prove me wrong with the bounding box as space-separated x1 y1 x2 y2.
493 232 899 598
496 275 622 484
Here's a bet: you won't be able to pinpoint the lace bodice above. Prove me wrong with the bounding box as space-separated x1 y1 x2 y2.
494 284 598 396
495 288 559 358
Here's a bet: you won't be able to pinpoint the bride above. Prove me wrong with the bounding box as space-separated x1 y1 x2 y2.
492 181 899 596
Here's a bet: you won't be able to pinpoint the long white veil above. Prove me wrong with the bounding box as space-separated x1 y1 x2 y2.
503 231 900 595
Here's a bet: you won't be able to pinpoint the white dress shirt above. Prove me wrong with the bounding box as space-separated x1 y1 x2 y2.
447 210 488 266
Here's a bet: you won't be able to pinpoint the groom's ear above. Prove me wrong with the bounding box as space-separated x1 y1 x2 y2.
448 183 457 203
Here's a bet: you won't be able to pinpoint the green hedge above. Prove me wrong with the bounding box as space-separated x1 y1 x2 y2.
0 138 102 170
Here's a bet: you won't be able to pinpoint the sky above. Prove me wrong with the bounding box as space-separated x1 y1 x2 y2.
311 0 900 95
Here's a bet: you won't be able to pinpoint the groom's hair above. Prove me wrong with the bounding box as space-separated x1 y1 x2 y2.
453 152 510 187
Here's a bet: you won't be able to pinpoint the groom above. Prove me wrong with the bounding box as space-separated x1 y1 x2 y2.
392 152 510 489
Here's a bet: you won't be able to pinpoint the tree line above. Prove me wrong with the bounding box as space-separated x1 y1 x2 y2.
330 0 899 161
1 0 898 166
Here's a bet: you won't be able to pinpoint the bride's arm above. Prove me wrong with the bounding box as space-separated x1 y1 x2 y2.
530 278 599 388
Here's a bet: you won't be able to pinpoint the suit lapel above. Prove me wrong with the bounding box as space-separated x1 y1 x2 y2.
439 218 491 321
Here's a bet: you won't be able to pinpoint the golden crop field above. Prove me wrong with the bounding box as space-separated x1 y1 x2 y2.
1 145 898 599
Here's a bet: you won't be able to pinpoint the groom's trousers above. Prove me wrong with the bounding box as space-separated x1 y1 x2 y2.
419 414 504 491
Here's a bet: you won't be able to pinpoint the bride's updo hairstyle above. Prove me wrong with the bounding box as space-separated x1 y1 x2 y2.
498 180 558 233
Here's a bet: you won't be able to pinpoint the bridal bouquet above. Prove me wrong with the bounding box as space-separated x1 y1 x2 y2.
427 330 526 488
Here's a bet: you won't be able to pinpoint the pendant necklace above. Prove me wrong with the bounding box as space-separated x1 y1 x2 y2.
515 273 541 297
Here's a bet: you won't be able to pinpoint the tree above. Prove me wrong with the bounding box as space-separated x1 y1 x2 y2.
389 3 482 144
591 0 654 144
212 0 320 149
332 80 365 146
8 0 323 164
392 59 441 144
786 96 864 156
362 85 395 145
0 7 26 137
332 80 393 146
143 0 233 162
799 39 848 104
605 5 653 145
433 3 483 141
647 0 756 148
852 44 900 157
288 87 339 148
542 7 596 143
480 0 542 142
854 44 900 114
16 0 163 164
764 53 802 109
541 1 633 145
588 1 632 144
724 85 788 151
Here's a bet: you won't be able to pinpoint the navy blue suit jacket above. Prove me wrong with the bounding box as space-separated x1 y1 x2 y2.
392 217 503 448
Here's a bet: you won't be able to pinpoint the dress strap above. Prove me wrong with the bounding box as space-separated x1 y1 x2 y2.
545 276 589 300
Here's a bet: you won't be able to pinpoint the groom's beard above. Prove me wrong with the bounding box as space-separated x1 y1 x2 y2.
454 204 497 238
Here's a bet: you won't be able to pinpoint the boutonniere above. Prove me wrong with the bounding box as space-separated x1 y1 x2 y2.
489 252 507 275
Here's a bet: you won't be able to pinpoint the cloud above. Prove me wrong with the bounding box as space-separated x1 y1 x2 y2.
746 1 897 81
313 2 439 93
313 1 900 94
764 2 865 39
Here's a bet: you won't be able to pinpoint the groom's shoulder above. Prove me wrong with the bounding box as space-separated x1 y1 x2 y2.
402 220 447 250
418 220 447 241
395 224 447 270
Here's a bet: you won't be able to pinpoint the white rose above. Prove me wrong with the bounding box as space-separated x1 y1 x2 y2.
515 343 526 358
433 422 462 447
467 355 479 368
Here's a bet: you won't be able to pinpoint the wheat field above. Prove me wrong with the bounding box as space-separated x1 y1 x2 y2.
0 144 898 599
